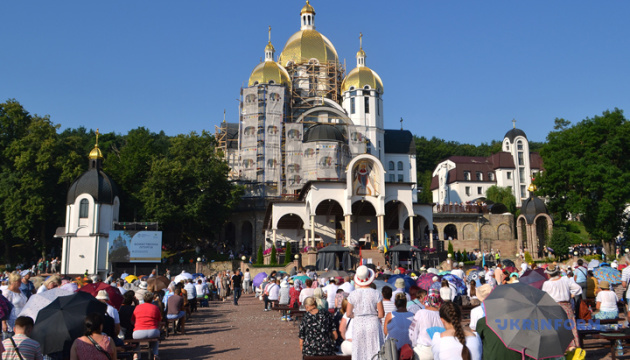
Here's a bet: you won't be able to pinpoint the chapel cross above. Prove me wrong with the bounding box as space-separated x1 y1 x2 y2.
400 117 403 130
512 118 516 129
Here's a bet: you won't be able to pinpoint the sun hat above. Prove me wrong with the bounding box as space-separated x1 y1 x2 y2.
280 281 289 288
354 265 375 286
545 264 559 276
96 290 109 300
394 278 405 289
599 280 610 289
459 262 464 267
139 281 148 289
431 276 439 282
477 284 493 302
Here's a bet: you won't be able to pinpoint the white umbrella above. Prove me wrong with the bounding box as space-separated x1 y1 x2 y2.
427 267 439 275
588 259 600 270
174 271 193 283
19 288 73 320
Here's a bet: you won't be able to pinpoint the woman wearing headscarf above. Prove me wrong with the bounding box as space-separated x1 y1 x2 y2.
313 287 328 312
541 264 581 348
346 265 384 360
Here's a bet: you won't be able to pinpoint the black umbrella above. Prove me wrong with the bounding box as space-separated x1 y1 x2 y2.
502 259 516 268
31 291 107 355
303 265 316 271
484 283 573 359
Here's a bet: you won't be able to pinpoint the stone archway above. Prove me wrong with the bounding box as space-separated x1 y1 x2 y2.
444 224 458 240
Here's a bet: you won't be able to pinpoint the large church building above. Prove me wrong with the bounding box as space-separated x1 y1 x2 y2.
216 1 433 253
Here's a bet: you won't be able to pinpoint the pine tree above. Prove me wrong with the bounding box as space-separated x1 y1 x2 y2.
285 243 293 265
270 245 278 265
447 241 454 256
256 245 264 265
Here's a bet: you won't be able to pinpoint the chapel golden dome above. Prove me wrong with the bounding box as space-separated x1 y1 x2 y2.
278 29 338 66
88 145 104 160
356 49 366 58
265 41 275 52
248 61 291 89
341 67 384 94
301 0 315 15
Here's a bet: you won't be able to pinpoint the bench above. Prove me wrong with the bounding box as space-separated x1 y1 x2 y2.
124 337 160 359
271 305 296 319
303 356 351 360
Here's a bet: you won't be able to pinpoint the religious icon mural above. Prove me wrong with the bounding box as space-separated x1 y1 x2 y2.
353 159 380 196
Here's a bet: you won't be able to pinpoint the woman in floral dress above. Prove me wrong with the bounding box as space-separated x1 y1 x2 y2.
347 265 385 360
299 297 337 356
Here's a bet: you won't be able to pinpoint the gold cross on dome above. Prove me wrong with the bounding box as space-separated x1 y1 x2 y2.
95 128 100 146
268 26 272 43
359 32 363 49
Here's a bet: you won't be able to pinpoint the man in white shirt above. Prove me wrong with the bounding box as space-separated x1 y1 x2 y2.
339 276 354 294
469 284 492 332
621 260 630 302
264 279 280 310
451 262 465 280
323 278 338 309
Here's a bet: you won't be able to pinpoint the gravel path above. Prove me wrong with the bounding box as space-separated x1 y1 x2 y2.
158 293 302 359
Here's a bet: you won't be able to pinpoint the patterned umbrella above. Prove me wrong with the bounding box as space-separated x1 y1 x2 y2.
19 288 73 320
373 279 395 291
504 266 518 274
417 273 440 291
441 274 467 296
466 270 480 282
593 266 621 285
502 259 516 268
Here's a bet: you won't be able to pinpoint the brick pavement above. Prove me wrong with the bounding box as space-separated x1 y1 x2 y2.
158 293 302 359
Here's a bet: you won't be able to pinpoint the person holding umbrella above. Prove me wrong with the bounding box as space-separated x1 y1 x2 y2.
69 313 116 360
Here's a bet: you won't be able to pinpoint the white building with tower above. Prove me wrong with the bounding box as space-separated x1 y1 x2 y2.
58 132 120 277
430 122 543 207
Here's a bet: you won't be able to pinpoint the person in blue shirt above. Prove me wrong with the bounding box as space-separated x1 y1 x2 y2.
573 259 588 300
19 271 35 300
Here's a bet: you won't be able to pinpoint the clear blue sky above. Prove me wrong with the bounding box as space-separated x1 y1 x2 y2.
2 1 629 145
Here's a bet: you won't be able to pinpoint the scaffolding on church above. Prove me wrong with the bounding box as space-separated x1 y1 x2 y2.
285 60 344 121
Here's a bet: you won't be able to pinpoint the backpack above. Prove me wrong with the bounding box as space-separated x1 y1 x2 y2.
372 337 398 360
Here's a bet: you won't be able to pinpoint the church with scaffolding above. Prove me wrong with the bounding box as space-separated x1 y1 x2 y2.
215 1 433 259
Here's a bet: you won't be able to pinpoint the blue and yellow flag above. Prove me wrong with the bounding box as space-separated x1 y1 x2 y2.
384 232 389 253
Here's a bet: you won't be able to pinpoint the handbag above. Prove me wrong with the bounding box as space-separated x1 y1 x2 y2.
87 335 112 360
372 337 398 360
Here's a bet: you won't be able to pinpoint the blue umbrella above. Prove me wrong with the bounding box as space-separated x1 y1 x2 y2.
252 272 268 289
441 274 467 296
386 275 415 292
373 280 395 291
593 266 621 285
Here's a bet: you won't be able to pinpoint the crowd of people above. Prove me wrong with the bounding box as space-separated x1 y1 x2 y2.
250 257 626 360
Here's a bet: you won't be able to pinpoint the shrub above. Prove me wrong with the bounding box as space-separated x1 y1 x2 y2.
285 244 293 265
524 251 533 264
270 245 278 265
448 241 454 256
256 245 263 265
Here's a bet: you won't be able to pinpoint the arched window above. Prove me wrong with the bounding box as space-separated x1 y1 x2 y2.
517 140 523 151
397 161 403 171
389 161 395 171
79 199 89 218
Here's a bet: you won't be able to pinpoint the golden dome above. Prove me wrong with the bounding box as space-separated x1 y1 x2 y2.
528 183 537 192
88 145 104 160
301 0 315 15
341 66 384 94
356 49 366 58
265 41 275 52
278 29 338 66
248 61 291 89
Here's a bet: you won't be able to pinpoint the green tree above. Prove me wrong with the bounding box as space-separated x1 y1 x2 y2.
485 185 517 214
284 243 293 265
139 131 242 246
536 109 630 242
447 241 454 256
0 100 66 261
548 227 572 259
270 245 277 265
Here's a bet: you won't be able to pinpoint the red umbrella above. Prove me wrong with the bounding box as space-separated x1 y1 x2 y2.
78 282 123 309
520 269 548 290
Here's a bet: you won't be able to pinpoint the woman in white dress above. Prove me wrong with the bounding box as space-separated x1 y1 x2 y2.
347 265 384 360
1 272 27 339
